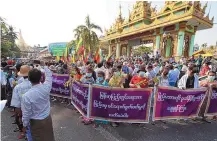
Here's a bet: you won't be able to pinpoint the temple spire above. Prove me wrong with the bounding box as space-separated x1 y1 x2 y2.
119 4 122 19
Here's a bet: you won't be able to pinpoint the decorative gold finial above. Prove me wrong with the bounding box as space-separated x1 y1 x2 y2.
119 4 122 19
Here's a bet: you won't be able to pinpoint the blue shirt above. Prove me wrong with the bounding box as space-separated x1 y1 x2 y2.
95 80 108 87
21 66 52 127
168 68 180 82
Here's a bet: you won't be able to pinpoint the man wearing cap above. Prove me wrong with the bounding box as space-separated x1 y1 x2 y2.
11 65 32 140
21 61 55 141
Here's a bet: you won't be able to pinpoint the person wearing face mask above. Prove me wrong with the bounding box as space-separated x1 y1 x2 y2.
129 65 149 88
93 71 109 127
200 71 217 87
199 71 217 121
80 68 95 84
156 68 170 87
95 71 108 86
178 66 199 89
109 66 124 88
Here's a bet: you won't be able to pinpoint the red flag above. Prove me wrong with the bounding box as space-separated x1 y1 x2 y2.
94 47 100 63
77 45 84 55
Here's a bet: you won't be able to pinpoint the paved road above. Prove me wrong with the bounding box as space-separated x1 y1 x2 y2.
1 102 217 141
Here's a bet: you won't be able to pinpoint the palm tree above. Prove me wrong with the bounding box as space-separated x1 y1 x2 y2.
1 17 20 57
73 15 102 52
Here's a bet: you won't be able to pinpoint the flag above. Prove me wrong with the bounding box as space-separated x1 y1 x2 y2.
56 56 60 61
71 54 75 63
106 50 115 62
62 51 65 62
77 46 84 55
94 46 102 64
76 38 84 54
64 46 69 62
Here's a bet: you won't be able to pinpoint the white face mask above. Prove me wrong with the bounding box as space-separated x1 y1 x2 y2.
139 71 145 78
208 76 215 82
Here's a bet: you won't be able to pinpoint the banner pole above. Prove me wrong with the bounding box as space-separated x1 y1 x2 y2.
87 84 91 118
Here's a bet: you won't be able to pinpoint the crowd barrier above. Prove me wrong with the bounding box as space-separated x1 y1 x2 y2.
50 73 217 123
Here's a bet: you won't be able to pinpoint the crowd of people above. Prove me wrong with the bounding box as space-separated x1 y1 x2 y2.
1 53 217 140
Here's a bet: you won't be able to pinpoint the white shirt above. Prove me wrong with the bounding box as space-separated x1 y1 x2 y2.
128 67 133 75
181 65 188 72
178 74 199 89
21 66 52 127
146 70 156 80
0 70 7 85
11 78 32 108
153 66 160 75
94 67 105 76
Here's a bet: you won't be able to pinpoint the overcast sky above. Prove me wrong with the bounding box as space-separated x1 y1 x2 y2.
0 0 216 47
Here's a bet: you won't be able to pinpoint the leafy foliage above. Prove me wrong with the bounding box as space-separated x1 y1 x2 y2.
73 15 102 53
1 17 20 58
133 46 152 55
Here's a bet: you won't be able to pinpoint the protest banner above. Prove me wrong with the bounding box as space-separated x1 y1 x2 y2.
153 86 207 120
50 73 70 98
89 86 152 123
205 87 217 116
71 81 89 116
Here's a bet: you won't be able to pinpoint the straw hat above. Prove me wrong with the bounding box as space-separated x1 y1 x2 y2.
18 65 30 76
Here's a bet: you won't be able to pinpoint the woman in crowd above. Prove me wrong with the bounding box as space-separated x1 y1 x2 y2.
199 62 210 76
129 65 149 88
93 71 109 127
109 66 125 88
155 67 170 87
80 67 95 84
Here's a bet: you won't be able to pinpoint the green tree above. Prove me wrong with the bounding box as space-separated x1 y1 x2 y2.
73 15 102 53
133 46 152 55
1 17 20 58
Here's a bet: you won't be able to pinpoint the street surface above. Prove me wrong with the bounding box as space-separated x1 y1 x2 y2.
1 101 217 141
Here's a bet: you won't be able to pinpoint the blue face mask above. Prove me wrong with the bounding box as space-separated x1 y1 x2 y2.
97 77 104 82
86 73 92 77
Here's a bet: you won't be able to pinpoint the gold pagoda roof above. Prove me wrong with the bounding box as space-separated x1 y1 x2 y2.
101 1 214 42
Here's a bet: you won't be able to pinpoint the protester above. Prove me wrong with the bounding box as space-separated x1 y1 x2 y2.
199 62 210 76
200 71 217 87
11 65 32 140
109 66 125 88
178 66 199 89
21 61 55 141
129 65 149 88
80 67 95 84
168 64 179 87
156 67 170 87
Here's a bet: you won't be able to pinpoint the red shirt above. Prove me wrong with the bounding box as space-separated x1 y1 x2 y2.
199 66 210 76
130 75 149 88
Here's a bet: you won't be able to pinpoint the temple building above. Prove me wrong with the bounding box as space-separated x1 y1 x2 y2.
16 29 31 58
100 1 214 59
